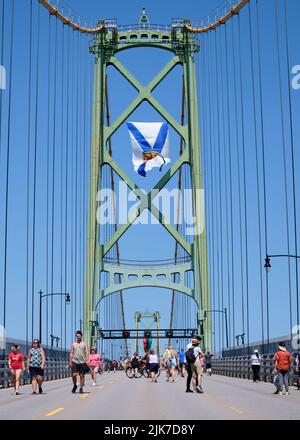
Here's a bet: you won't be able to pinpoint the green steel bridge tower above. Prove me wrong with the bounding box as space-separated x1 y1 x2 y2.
83 10 211 351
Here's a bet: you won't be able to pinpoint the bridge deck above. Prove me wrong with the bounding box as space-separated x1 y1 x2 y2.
0 372 299 420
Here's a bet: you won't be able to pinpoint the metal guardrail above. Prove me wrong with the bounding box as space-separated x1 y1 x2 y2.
0 358 71 389
212 353 299 385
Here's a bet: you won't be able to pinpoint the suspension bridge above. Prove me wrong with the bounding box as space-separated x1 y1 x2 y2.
0 0 300 421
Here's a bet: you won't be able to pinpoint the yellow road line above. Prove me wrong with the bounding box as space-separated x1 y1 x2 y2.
80 394 89 399
229 406 244 415
46 408 64 417
98 385 104 389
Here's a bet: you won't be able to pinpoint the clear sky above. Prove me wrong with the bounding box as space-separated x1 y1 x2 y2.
0 0 299 358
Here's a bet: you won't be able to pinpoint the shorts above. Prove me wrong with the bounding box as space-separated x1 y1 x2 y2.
180 363 185 368
206 363 212 369
72 363 87 375
11 369 22 376
166 359 176 369
149 363 159 373
90 366 99 374
29 367 44 378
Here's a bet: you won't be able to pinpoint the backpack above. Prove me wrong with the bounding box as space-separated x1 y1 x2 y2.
185 347 197 364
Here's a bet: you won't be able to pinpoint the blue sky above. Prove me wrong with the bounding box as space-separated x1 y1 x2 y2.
0 0 300 358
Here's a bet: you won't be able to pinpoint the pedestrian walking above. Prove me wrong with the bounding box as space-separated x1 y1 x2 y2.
205 352 214 376
179 348 186 378
163 346 178 383
149 349 159 383
185 336 204 393
8 344 25 395
273 341 292 396
251 349 261 383
295 353 300 390
111 359 117 372
131 352 140 378
27 339 46 394
69 330 89 394
88 348 101 386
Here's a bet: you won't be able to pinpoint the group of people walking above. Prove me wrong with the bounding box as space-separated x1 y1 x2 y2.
8 331 103 395
8 339 45 395
124 336 214 393
7 331 300 397
250 341 297 395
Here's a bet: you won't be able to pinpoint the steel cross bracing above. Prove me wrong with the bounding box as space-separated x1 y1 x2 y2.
84 16 211 350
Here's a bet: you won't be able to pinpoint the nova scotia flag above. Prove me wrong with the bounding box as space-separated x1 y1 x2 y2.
127 122 171 177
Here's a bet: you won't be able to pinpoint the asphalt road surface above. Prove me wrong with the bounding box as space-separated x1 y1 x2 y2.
0 371 299 420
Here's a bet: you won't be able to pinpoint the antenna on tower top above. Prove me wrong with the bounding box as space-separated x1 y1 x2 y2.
139 8 150 27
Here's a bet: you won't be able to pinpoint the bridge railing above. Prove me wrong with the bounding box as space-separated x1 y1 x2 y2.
212 353 299 385
0 358 71 389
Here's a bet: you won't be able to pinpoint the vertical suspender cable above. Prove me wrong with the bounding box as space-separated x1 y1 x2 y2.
237 13 250 352
232 16 245 337
220 25 232 345
46 14 51 348
60 21 65 348
283 0 299 329
0 0 5 161
169 75 185 336
248 1 265 346
256 0 270 348
2 0 14 332
74 31 80 332
214 28 224 352
82 37 87 339
207 34 215 353
50 16 58 336
26 0 33 349
105 75 128 355
31 1 41 341
274 0 293 339
224 23 236 346
64 26 71 351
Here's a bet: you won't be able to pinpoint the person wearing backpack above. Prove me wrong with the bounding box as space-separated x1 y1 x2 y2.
185 336 204 393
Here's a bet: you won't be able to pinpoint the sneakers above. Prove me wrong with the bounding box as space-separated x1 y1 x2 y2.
79 388 84 394
39 386 43 394
279 391 283 395
72 385 77 394
93 382 96 386
32 391 37 395
186 389 194 393
273 390 279 395
195 385 204 394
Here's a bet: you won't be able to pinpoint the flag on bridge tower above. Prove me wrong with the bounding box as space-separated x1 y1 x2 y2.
127 122 171 177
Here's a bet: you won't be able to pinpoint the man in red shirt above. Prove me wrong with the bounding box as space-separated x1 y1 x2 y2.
8 344 25 395
273 341 292 396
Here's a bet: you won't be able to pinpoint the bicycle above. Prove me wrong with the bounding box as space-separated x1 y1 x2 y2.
141 364 161 379
125 365 143 379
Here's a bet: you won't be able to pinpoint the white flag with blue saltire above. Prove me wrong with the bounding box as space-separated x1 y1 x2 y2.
127 121 171 177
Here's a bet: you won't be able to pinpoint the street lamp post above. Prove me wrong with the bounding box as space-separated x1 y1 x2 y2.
38 290 71 344
204 308 229 349
264 254 300 273
264 253 300 340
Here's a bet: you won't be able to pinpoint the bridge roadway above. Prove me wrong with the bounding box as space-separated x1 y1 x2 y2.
0 371 299 420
